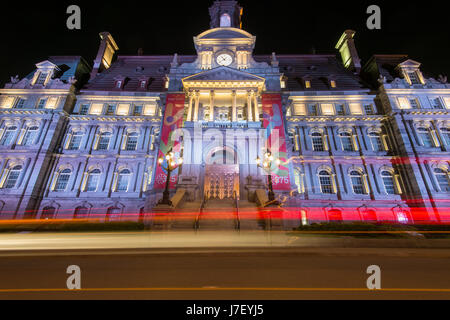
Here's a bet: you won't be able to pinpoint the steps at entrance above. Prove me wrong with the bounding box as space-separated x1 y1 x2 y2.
197 199 238 231
237 200 266 230
169 201 201 230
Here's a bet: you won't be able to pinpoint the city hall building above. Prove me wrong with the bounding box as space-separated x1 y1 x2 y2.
0 1 449 227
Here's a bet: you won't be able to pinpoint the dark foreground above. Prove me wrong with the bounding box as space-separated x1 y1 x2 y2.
0 247 449 299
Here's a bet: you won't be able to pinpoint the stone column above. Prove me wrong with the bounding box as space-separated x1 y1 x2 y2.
232 90 237 122
253 91 259 122
209 90 215 122
193 90 200 121
186 91 194 121
247 90 253 122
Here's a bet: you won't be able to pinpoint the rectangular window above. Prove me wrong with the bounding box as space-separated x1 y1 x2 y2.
364 104 375 115
1 130 15 146
293 104 306 116
79 104 89 115
126 134 138 151
304 80 311 89
68 135 82 150
86 175 99 192
370 136 384 152
308 104 318 116
106 105 116 115
36 72 48 85
382 176 396 195
409 98 420 109
321 104 334 115
349 103 362 115
133 105 143 116
15 98 26 109
431 98 444 109
319 176 333 194
336 104 346 115
408 72 420 85
37 98 47 109
351 176 365 194
117 175 130 192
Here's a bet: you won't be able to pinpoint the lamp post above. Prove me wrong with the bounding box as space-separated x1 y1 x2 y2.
256 149 281 203
157 148 183 206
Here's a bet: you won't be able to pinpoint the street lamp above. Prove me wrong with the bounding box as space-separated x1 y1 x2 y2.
157 148 183 206
256 149 280 203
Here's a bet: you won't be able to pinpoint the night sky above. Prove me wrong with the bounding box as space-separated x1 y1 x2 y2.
1 0 449 85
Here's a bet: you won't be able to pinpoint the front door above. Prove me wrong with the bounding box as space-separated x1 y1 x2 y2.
204 165 239 200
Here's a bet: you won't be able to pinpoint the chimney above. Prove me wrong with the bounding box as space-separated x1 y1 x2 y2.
335 30 361 73
90 32 119 79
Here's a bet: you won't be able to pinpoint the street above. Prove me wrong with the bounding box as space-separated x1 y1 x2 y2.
0 246 450 299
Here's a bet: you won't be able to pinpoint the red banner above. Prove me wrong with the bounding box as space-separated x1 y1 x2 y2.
262 94 291 191
154 93 185 190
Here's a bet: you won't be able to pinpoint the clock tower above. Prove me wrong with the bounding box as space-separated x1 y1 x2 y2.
209 0 243 29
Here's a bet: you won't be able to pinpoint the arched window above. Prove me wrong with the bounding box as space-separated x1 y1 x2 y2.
417 127 434 147
74 206 89 219
41 206 56 219
434 168 450 192
97 132 112 150
328 209 343 222
220 13 231 27
85 169 101 192
311 132 325 151
0 126 17 146
54 169 71 191
381 170 396 195
106 207 121 221
68 131 83 150
125 132 139 151
4 165 22 189
368 130 384 152
318 170 334 194
349 170 366 195
339 131 354 151
294 168 303 194
116 169 131 192
22 126 39 146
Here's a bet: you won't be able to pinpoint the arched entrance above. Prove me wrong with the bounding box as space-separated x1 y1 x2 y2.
204 147 239 200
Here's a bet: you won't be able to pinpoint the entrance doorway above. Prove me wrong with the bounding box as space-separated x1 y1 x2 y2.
204 164 239 200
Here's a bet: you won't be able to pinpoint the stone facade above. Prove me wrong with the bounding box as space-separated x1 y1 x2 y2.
0 1 448 224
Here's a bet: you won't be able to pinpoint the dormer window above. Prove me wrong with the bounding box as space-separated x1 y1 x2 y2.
408 71 420 85
140 81 146 89
220 13 231 27
305 80 311 89
330 80 337 88
116 80 123 89
36 72 49 85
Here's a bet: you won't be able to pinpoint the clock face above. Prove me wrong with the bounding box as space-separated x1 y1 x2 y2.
216 53 233 66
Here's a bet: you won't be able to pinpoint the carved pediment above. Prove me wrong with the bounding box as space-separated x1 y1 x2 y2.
183 66 265 82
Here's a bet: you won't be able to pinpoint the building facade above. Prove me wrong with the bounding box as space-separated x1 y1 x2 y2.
0 1 449 225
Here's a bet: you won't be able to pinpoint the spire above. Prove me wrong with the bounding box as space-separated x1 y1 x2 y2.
209 0 243 29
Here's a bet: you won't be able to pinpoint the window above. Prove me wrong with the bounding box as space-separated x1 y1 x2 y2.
294 169 303 194
336 104 346 115
311 132 325 151
1 126 17 146
417 127 434 148
364 104 375 115
304 80 311 89
116 80 123 89
79 104 89 115
133 105 143 116
4 165 22 189
434 168 450 192
339 132 354 151
431 98 444 109
116 169 131 192
15 98 26 109
106 105 116 115
441 128 450 146
37 98 47 109
318 170 334 194
368 131 384 152
140 81 147 89
22 126 39 146
409 98 420 109
106 207 121 221
330 80 337 88
74 207 89 219
68 132 83 150
85 169 101 192
125 133 139 151
408 72 420 85
97 132 112 151
36 72 48 85
350 170 365 194
381 170 396 195
220 13 231 27
41 206 56 219
54 169 71 191
308 104 318 116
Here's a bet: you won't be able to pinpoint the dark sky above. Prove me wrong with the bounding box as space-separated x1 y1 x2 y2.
1 0 449 85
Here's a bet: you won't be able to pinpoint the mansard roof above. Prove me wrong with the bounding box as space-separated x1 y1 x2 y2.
196 27 254 40
255 54 367 91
